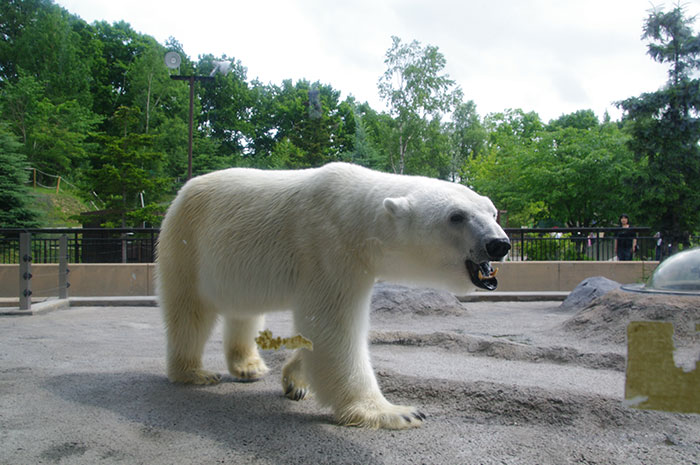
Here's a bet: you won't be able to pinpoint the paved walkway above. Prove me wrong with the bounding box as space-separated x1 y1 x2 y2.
2 299 698 464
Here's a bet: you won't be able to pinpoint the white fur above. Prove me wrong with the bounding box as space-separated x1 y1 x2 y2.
156 162 507 429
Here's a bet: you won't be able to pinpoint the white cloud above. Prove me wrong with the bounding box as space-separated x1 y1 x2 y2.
57 0 699 122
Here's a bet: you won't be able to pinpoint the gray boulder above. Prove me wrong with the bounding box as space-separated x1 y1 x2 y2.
371 283 465 316
560 276 620 311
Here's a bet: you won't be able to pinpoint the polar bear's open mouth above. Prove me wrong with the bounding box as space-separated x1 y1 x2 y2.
466 260 498 291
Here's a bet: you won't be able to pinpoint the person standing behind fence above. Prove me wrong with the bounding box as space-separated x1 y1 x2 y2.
654 232 664 261
615 214 637 261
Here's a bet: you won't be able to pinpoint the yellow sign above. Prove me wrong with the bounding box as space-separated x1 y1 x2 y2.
625 321 699 414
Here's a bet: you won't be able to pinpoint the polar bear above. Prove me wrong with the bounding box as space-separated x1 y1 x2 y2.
156 162 510 429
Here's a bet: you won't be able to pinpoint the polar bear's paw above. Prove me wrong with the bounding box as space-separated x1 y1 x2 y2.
227 355 269 382
282 375 310 401
281 363 310 401
169 368 222 385
337 401 426 429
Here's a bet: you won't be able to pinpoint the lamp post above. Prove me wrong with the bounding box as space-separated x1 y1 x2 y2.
170 75 214 180
165 51 214 180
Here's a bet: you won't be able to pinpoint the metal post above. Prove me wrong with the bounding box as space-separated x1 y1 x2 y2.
19 233 32 311
59 234 69 299
188 75 194 180
170 74 214 181
73 232 79 263
121 233 127 264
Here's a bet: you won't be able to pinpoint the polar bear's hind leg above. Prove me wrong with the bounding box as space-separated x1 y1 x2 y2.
162 291 221 385
282 350 311 400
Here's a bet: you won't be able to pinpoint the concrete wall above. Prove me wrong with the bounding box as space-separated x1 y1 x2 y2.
492 261 657 292
0 261 658 298
1 264 157 297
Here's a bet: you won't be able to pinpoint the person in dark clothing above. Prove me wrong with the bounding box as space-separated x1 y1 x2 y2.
615 214 637 261
654 232 663 261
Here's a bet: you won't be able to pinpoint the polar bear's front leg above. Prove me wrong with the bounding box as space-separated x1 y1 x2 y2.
295 291 426 429
224 315 269 381
308 346 426 429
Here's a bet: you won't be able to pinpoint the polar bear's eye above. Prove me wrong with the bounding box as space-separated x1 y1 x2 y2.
449 212 466 225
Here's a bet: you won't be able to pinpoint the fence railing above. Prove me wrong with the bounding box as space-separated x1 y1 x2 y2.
0 227 697 264
506 227 655 262
0 228 159 264
16 232 71 311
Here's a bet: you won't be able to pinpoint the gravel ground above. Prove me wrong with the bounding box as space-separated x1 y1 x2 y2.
1 293 699 465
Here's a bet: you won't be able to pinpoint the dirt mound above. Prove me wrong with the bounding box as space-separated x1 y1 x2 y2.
560 289 700 345
376 371 695 431
370 330 625 370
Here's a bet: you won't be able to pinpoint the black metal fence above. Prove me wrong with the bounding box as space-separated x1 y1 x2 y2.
0 229 159 264
0 227 697 264
507 227 656 261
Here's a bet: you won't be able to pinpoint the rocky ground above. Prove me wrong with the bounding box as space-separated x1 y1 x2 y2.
0 282 698 464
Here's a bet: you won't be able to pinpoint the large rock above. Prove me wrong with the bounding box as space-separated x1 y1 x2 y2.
559 276 620 311
371 283 465 316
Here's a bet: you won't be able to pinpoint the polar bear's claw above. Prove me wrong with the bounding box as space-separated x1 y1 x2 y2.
283 378 309 401
338 402 426 429
284 383 308 401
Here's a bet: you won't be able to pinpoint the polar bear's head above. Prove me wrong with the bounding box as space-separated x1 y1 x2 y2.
381 182 510 294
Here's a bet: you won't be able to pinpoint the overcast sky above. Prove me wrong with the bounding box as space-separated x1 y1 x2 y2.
56 0 700 123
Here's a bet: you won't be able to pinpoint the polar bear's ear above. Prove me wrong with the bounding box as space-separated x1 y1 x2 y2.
383 197 410 218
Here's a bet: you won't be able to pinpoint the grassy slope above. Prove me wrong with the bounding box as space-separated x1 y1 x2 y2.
30 186 93 227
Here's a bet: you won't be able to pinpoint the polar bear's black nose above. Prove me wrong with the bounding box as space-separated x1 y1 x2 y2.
486 238 511 260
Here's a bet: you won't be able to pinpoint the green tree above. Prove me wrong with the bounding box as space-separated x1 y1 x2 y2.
90 20 149 126
84 106 170 226
345 101 395 172
405 117 452 179
0 71 43 145
448 100 486 181
465 109 636 228
618 4 700 249
464 109 544 226
132 42 193 182
251 79 355 168
198 55 254 162
0 124 39 227
0 0 95 106
1 72 102 180
343 100 384 169
378 36 462 174
527 114 635 227
130 39 173 134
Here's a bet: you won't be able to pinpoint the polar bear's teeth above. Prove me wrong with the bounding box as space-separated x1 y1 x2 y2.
478 267 499 281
